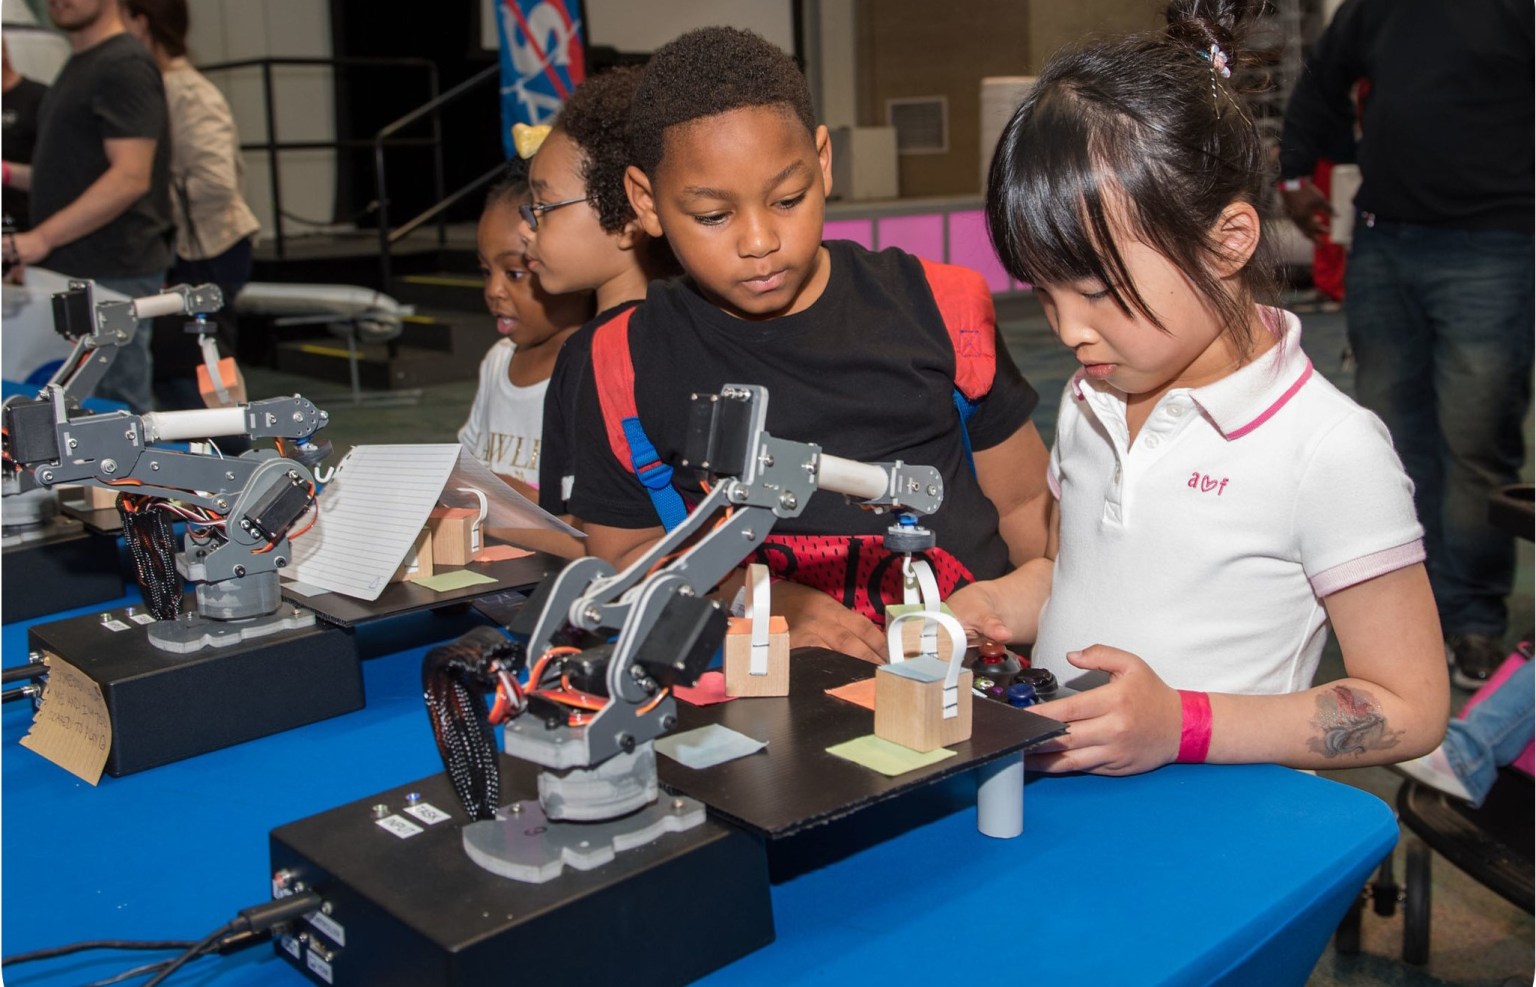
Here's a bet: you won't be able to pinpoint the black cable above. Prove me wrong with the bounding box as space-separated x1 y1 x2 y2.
83 957 175 987
2 939 195 966
140 923 237 987
118 498 183 621
422 631 509 821
141 891 323 987
1 661 47 684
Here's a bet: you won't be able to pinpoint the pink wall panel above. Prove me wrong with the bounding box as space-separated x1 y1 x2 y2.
822 218 874 249
875 214 944 261
946 210 1012 292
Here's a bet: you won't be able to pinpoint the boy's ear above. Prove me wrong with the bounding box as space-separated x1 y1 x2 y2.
625 165 665 239
1210 200 1261 277
815 124 833 199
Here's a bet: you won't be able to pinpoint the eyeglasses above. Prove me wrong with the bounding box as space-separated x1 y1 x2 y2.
519 196 589 231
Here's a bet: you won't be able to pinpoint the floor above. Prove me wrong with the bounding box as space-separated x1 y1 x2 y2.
241 288 1534 987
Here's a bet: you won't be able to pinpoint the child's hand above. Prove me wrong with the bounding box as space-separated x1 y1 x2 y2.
1024 645 1183 776
946 580 1014 646
772 581 888 664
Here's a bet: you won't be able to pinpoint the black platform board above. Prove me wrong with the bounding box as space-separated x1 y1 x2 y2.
270 758 774 987
57 495 125 535
661 648 1066 838
285 553 557 628
1 524 125 623
27 603 362 776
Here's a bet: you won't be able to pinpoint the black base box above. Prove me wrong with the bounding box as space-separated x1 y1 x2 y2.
269 760 775 987
2 525 124 623
27 604 361 775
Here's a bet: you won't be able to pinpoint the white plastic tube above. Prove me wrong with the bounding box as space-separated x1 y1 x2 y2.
140 407 246 443
976 754 1025 838
816 453 888 500
130 291 191 320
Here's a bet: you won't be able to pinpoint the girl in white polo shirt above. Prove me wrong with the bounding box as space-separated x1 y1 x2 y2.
950 0 1448 775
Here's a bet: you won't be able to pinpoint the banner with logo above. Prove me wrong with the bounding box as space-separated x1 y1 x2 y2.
495 0 587 159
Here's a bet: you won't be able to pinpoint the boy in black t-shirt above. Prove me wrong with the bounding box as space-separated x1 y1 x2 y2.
570 27 1051 662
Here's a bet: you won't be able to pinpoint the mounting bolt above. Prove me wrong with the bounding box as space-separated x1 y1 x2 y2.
582 605 602 625
275 557 287 568
661 715 677 731
150 461 160 471
618 734 636 754
233 565 247 578
371 804 390 819
927 484 938 497
101 459 117 474
67 438 77 450
778 491 798 511
225 471 236 481
672 798 686 811
124 429 134 441
292 411 304 423
215 498 228 509
39 470 53 483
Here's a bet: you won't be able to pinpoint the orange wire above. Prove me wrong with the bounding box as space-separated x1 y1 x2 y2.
526 645 583 691
636 687 670 716
531 689 605 711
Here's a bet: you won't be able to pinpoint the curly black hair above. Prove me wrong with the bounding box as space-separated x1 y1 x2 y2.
553 65 645 234
627 27 815 177
484 156 529 211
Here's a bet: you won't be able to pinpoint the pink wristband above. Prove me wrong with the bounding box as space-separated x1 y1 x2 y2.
1175 690 1212 763
2 162 10 187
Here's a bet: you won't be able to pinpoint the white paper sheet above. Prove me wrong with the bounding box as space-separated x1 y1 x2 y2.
286 444 578 601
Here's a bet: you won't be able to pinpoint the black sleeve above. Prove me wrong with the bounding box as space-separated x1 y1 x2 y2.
536 359 571 515
567 340 665 528
94 52 166 141
1278 0 1369 180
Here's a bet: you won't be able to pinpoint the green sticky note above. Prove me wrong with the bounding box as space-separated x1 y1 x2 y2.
410 569 500 593
826 734 957 777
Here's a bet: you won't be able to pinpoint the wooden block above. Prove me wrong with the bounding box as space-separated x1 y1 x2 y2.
427 507 478 566
874 658 973 752
723 615 791 697
83 485 121 511
391 527 435 584
884 602 958 661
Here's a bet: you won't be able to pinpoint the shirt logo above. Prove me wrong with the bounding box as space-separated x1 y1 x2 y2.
1188 472 1229 496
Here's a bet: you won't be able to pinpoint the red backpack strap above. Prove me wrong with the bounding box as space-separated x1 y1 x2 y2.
918 257 996 401
590 308 639 466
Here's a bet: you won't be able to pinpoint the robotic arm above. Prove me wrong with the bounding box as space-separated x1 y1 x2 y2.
428 384 944 836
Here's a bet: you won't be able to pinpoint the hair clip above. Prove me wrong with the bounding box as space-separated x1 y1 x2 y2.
1198 43 1232 79
512 123 551 160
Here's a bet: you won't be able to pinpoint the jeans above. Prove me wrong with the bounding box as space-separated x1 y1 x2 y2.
1443 657 1534 806
1344 221 1535 638
93 272 168 414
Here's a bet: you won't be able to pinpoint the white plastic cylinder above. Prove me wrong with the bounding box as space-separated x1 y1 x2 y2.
141 407 246 443
130 291 190 320
976 753 1025 838
816 453 888 500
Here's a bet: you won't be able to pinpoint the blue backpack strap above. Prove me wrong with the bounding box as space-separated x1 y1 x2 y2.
591 311 690 531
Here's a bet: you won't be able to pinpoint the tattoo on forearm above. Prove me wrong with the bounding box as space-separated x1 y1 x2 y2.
1307 685 1402 758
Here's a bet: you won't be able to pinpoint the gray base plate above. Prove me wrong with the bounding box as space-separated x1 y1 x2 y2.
147 606 316 653
462 796 706 884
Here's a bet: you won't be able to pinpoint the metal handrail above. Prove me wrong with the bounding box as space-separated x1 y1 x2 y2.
373 63 500 289
199 56 441 261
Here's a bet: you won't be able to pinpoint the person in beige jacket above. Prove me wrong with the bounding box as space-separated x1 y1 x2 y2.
121 0 260 413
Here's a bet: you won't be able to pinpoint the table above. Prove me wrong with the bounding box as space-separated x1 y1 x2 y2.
2 598 1398 987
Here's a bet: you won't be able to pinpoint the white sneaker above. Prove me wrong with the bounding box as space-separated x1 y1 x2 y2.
1395 747 1475 802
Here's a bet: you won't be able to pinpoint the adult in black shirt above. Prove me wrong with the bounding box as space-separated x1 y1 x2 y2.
1277 0 1534 689
2 0 171 413
1 40 47 233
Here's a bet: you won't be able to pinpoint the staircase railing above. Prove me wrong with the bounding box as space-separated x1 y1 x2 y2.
372 63 501 289
199 56 442 264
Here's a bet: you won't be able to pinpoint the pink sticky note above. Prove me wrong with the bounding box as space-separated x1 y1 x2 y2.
826 677 877 711
473 544 535 563
674 671 736 706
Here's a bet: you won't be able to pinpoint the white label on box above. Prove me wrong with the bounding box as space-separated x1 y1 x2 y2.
307 949 334 984
403 802 451 825
127 612 155 625
308 911 346 947
375 814 423 839
101 619 131 632
281 934 301 959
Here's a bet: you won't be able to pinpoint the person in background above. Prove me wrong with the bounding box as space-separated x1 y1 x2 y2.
519 66 679 522
947 0 1448 775
1277 0 1534 690
2 0 172 413
2 39 48 233
119 0 261 413
460 158 594 502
